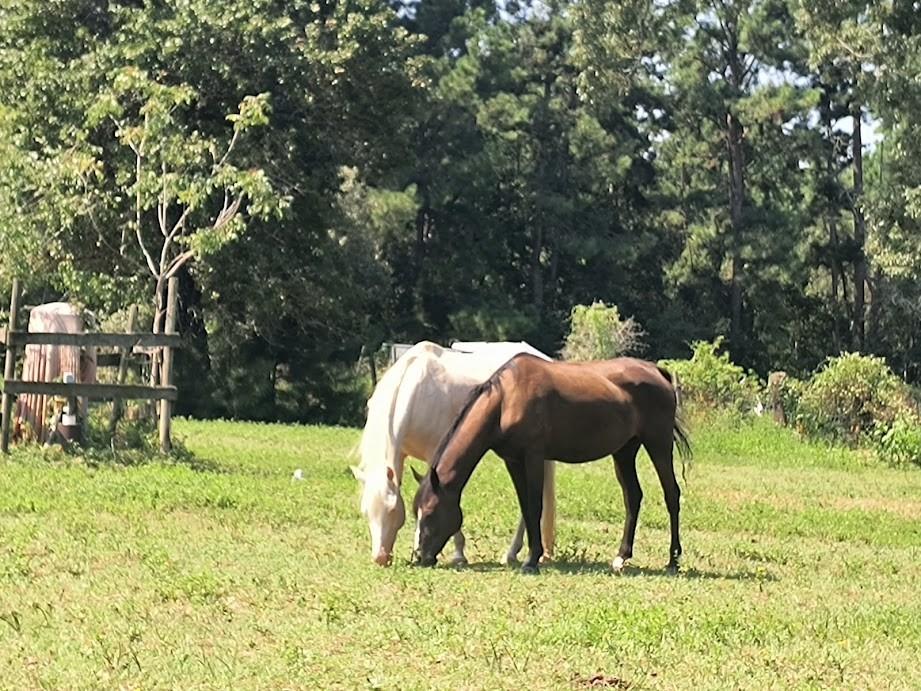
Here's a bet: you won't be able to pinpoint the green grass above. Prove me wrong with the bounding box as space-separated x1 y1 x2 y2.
1 414 920 689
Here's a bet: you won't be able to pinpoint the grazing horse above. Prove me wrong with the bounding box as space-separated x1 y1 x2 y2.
413 354 690 574
351 341 554 566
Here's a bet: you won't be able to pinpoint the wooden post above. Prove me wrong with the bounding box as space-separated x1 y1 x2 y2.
768 371 787 426
109 305 138 436
1 279 21 453
158 277 178 453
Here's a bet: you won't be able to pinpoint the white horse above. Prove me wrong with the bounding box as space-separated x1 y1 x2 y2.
352 340 556 566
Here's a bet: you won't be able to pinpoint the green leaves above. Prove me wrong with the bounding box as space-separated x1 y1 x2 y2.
561 302 645 360
228 93 271 131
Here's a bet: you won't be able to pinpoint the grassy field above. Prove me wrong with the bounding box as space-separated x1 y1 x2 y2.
0 415 919 690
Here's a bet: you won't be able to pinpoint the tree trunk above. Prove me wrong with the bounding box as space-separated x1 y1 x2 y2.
866 269 882 348
851 105 867 351
827 218 842 351
413 187 431 316
149 277 165 389
727 110 746 359
531 221 544 315
144 276 166 420
548 229 559 311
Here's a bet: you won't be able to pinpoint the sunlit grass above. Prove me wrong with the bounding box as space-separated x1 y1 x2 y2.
0 414 919 689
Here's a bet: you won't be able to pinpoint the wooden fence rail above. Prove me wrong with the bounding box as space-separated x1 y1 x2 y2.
0 330 180 349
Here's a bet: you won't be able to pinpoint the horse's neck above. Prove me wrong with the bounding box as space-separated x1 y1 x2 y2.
439 388 502 493
361 349 426 479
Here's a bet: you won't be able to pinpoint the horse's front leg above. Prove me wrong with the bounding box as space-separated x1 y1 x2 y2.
521 457 545 572
451 531 468 566
502 457 542 574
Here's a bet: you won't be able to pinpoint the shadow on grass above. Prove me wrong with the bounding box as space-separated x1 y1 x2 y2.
452 560 777 581
13 439 226 474
82 446 226 473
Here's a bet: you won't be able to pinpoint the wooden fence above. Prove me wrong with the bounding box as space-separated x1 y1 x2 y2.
0 277 181 453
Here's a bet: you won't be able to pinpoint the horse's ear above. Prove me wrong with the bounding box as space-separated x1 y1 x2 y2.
410 466 424 485
430 469 440 493
350 466 365 483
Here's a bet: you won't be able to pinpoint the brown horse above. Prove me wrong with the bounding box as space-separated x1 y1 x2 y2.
412 354 690 574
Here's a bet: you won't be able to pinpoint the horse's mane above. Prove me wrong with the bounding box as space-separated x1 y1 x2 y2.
430 354 531 470
359 342 443 472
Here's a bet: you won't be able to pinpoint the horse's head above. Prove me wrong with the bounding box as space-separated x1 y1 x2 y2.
411 467 462 567
351 465 405 566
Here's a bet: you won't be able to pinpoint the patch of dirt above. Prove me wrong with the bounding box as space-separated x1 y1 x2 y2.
575 673 632 689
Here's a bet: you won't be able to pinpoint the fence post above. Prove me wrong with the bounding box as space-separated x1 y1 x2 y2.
1 279 21 453
158 277 178 453
768 371 788 425
109 305 139 436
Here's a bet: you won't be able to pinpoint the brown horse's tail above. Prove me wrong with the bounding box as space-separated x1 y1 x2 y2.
658 365 692 483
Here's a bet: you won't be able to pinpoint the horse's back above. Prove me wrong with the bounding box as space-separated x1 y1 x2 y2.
496 355 678 459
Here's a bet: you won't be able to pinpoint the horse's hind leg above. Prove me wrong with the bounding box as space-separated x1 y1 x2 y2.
540 460 556 562
504 518 525 565
612 438 642 572
646 437 682 572
451 531 468 566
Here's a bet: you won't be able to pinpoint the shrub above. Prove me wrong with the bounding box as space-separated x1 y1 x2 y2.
561 302 644 360
778 375 804 424
874 410 921 467
796 352 910 445
659 337 762 414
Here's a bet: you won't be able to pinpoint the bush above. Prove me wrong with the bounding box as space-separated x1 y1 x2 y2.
874 410 921 467
561 302 644 360
796 352 910 445
659 337 762 414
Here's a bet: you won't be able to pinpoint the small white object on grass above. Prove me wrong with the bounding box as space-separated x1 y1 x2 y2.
292 469 304 481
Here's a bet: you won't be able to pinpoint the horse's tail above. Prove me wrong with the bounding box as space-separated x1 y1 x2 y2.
658 365 692 483
358 344 431 476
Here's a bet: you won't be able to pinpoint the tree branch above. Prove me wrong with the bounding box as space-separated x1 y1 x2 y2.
164 249 195 280
158 161 169 237
216 127 241 170
130 117 157 278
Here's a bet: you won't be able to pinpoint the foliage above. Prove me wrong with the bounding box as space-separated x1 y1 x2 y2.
873 409 921 468
796 353 910 445
4 1 921 423
561 301 644 360
660 337 762 414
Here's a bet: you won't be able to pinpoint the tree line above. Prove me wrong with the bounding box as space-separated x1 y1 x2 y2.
1 1 920 424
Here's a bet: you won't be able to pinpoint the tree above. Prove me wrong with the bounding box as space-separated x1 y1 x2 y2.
795 0 887 350
87 69 277 336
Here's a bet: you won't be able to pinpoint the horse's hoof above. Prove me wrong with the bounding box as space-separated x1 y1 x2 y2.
539 553 553 564
503 553 520 567
451 556 469 567
520 563 540 575
611 556 629 573
665 561 680 575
